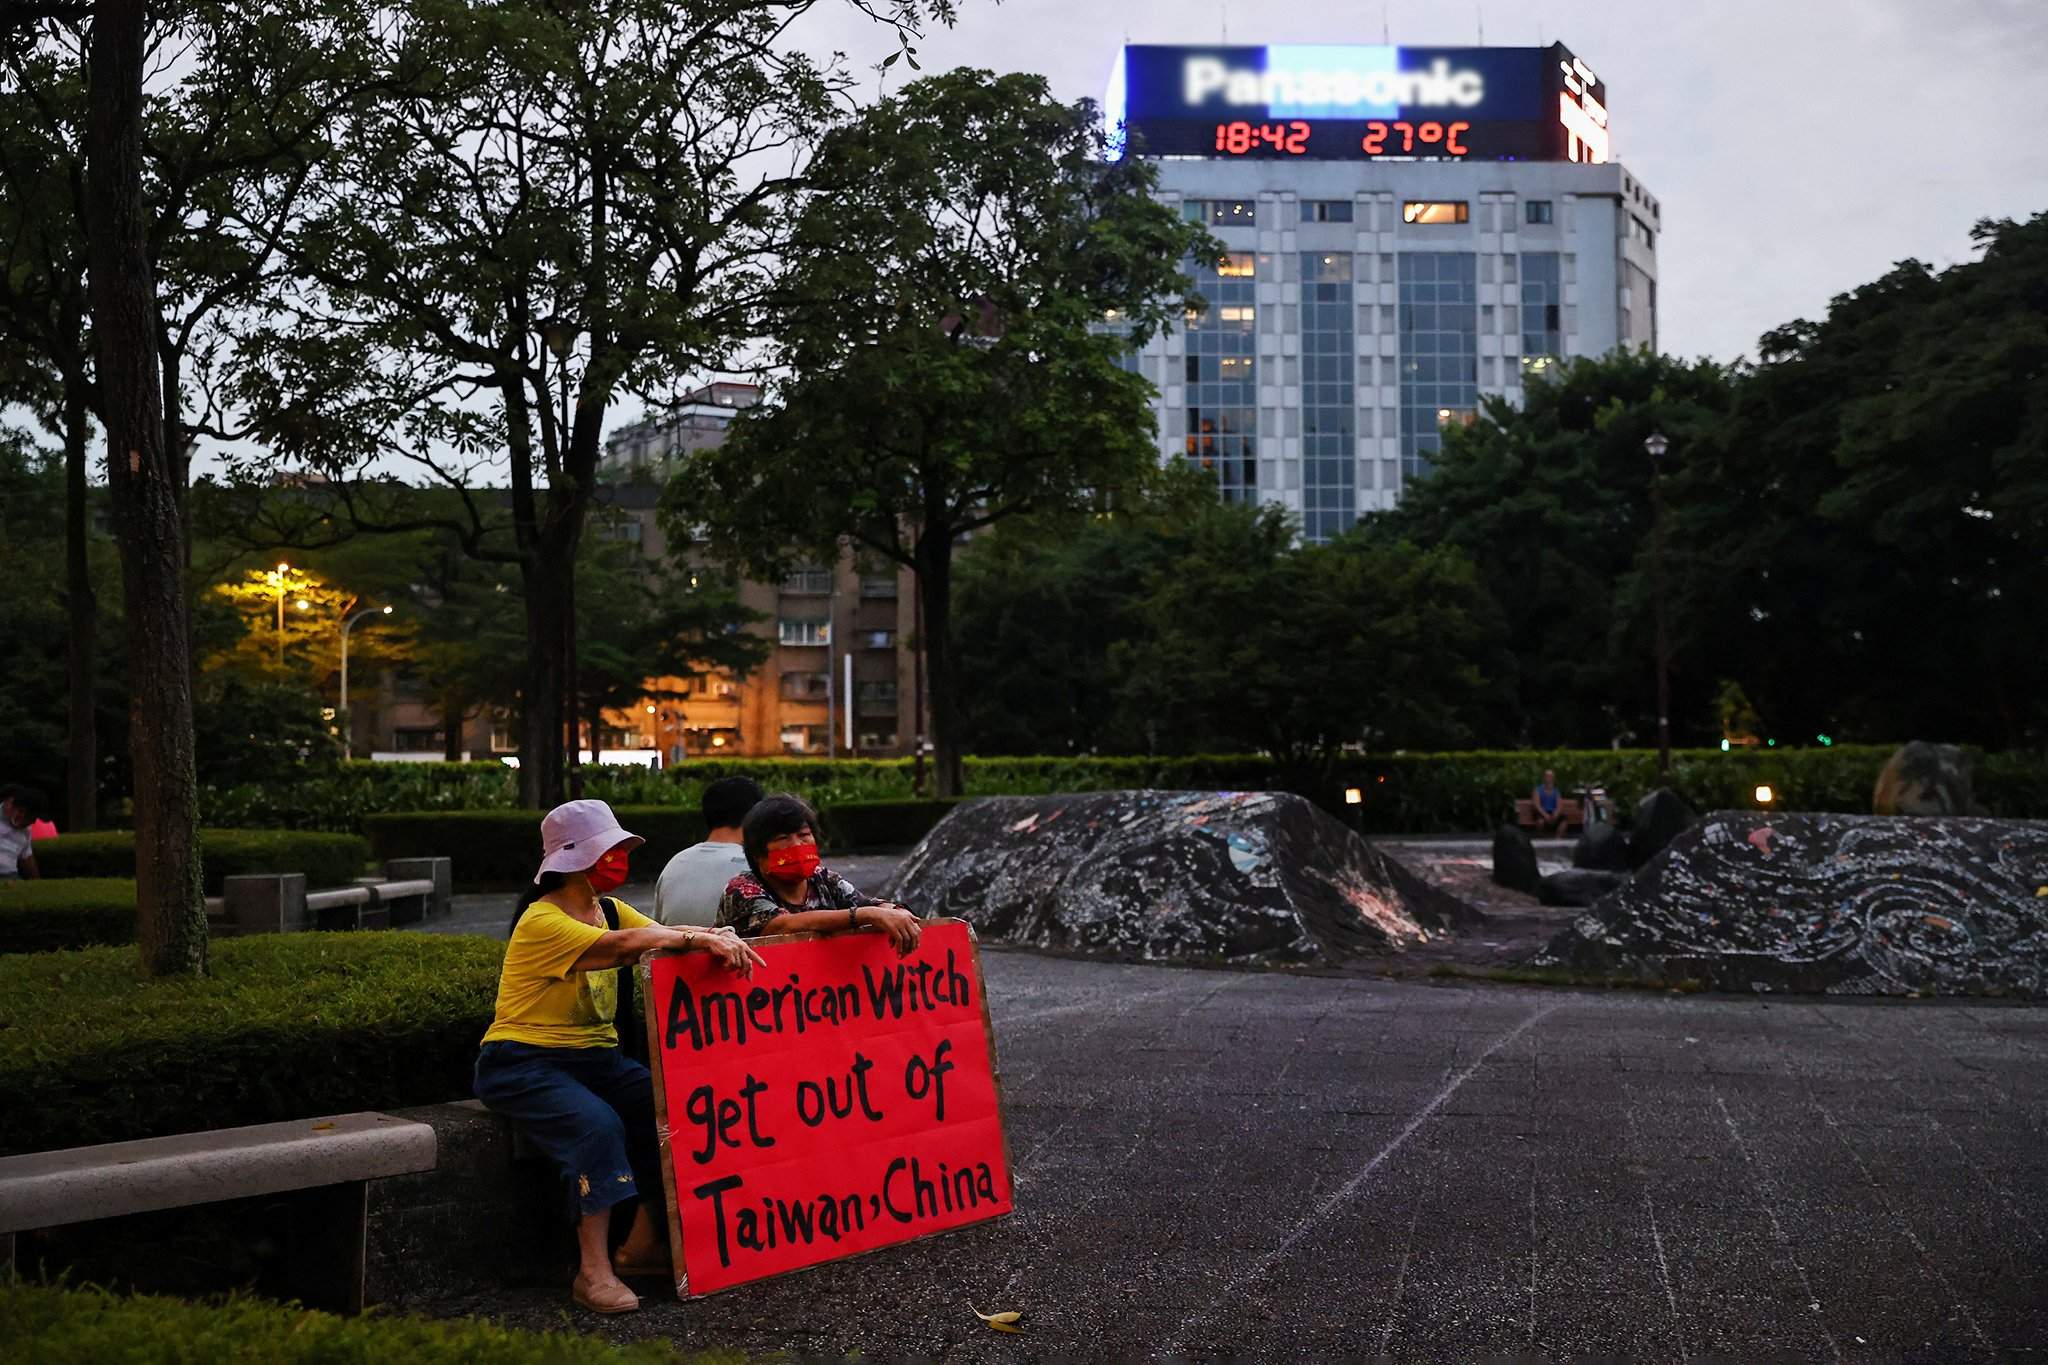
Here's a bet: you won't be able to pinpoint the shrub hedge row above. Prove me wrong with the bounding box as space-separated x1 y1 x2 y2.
0 879 137 955
33 830 371 895
0 934 502 1158
364 799 958 890
0 1284 739 1364
195 746 2047 838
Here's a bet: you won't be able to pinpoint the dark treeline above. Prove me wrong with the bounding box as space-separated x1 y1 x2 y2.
953 213 2048 759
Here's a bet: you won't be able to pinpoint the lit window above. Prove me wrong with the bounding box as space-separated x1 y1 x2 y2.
1403 201 1469 225
1525 200 1554 225
777 618 829 646
1300 200 1353 224
1207 200 1256 226
1216 252 1256 278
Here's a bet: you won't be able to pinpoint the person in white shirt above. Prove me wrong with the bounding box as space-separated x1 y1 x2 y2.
0 785 44 880
653 776 761 926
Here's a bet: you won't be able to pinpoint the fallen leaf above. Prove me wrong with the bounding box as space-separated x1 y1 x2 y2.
971 1305 1024 1327
310 1122 336 1131
988 1321 1025 1334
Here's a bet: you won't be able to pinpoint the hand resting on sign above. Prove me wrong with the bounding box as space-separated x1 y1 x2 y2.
573 922 765 978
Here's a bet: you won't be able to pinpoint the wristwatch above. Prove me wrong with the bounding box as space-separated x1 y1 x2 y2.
848 905 860 930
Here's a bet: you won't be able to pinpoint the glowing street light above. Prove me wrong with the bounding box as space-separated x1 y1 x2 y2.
339 604 396 760
1754 785 1775 805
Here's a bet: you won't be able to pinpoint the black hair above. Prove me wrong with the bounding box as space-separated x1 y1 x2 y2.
509 871 570 935
0 785 44 820
741 793 820 877
701 776 765 833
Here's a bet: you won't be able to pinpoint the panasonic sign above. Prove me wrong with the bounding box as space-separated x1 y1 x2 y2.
1181 48 1485 117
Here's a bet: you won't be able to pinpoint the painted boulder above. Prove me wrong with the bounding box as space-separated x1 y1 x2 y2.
1534 811 2048 996
886 790 1481 965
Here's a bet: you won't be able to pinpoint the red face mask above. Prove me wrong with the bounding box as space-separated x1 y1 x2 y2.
761 842 820 882
586 847 631 893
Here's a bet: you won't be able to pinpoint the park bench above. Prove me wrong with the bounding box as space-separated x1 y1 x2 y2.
0 1111 437 1314
204 857 451 936
1514 797 1585 836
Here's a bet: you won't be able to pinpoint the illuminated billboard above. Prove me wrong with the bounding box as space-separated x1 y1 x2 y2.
1104 43 1608 163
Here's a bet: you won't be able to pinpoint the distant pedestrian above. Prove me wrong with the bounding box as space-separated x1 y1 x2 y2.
716 793 922 952
1531 769 1566 836
654 775 762 927
0 785 44 880
473 799 763 1315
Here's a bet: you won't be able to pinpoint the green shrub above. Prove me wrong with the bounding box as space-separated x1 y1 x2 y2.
818 799 960 849
33 830 370 896
0 934 503 1157
0 1284 741 1364
0 879 137 954
364 806 709 891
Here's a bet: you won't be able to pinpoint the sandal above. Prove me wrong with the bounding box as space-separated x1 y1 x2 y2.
572 1275 641 1314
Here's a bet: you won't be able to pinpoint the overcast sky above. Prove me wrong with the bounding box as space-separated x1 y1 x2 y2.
795 0 2048 364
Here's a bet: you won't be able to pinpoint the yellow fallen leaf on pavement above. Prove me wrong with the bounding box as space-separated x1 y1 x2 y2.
988 1321 1024 1334
310 1122 336 1131
971 1304 1024 1329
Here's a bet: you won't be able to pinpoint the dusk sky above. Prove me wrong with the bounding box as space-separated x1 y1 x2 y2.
798 0 2048 365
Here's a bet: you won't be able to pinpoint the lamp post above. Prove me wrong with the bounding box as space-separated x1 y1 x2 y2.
268 561 292 666
339 604 394 761
1643 431 1672 777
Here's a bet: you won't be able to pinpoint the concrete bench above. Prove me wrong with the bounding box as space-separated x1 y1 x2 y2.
0 1112 436 1313
206 858 453 936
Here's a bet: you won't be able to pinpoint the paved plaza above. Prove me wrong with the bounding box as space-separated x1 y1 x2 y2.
414 946 2048 1362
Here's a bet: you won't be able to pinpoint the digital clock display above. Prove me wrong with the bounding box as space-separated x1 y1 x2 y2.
1105 42 1608 164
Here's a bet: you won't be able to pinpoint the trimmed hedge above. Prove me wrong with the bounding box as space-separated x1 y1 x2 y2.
34 829 370 896
817 798 959 850
0 934 502 1158
0 1284 742 1364
366 800 954 890
0 879 136 955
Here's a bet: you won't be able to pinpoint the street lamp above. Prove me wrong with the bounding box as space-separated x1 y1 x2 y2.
268 562 293 666
1643 431 1672 777
339 604 394 761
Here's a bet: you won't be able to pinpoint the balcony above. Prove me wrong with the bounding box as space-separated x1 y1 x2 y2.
858 575 898 600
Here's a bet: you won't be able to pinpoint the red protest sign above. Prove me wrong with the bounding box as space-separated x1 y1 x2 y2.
642 919 1013 1295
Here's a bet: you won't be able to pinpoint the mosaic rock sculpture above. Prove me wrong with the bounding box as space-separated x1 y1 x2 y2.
1492 824 1543 896
1873 742 1979 815
1540 868 1627 906
887 790 1482 965
1534 811 2048 996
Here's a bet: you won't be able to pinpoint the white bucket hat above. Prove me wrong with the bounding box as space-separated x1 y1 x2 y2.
534 799 644 884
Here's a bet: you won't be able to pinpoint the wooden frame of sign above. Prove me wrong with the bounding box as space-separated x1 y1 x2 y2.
638 918 1014 1298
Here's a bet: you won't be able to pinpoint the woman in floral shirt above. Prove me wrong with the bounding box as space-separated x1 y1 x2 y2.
715 794 923 952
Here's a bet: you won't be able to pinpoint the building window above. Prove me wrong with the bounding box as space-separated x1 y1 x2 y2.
1525 199 1554 225
855 680 899 713
393 727 442 753
1630 214 1656 252
858 574 898 599
1397 252 1478 480
1186 200 1256 227
1184 254 1259 504
780 724 826 754
490 725 517 753
779 670 829 700
857 730 898 751
1300 199 1353 224
861 629 896 649
780 565 832 595
1521 252 1563 364
1402 201 1469 225
778 618 829 646
1299 251 1356 544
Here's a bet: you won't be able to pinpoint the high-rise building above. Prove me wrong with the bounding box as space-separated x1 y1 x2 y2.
1107 43 1659 539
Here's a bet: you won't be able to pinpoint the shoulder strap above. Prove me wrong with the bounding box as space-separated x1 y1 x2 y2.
600 895 621 931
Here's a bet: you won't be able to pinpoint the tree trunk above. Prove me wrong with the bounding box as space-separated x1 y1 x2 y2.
63 373 99 833
441 692 466 762
87 0 206 976
916 531 965 798
519 559 568 810
563 551 582 797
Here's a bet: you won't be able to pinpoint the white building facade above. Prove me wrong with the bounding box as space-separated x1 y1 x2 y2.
1111 44 1660 540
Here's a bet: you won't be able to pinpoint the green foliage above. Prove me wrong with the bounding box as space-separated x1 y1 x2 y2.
816 800 959 850
192 673 342 788
34 830 369 895
0 879 136 955
364 807 708 891
0 935 503 1156
0 1284 744 1365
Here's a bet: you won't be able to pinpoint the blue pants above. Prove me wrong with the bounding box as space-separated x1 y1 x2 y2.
474 1041 661 1219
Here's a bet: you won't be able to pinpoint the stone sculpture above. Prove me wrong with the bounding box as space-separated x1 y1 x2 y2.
1873 742 1980 815
1534 811 2048 996
888 790 1481 966
1491 823 1543 896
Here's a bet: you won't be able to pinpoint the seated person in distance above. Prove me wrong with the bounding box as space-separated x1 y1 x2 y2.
1531 768 1566 835
474 799 763 1316
716 793 922 953
0 785 44 881
655 774 762 927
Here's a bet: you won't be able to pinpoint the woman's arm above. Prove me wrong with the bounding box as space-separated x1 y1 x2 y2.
571 924 762 976
758 903 922 953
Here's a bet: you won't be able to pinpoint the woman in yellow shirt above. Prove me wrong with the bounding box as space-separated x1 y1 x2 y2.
474 799 762 1315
